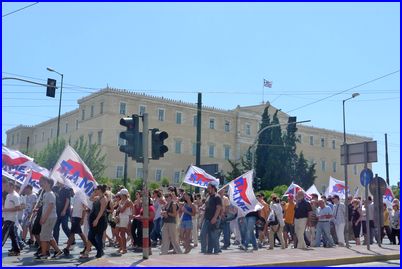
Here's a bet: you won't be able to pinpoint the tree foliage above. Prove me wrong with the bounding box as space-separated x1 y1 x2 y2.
32 136 107 179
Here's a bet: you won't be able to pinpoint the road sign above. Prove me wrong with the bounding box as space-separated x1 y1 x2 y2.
369 176 387 197
360 168 373 187
341 141 377 165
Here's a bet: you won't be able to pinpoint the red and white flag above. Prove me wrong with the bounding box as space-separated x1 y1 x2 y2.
227 170 261 216
383 185 394 208
50 145 98 197
182 165 219 189
284 182 311 200
264 79 272 88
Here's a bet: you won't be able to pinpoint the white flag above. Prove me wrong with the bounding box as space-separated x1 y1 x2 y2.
182 165 219 189
327 176 349 199
50 145 98 197
227 171 261 215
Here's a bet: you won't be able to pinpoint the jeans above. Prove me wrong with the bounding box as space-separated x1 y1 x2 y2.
200 219 220 254
244 216 257 249
150 217 162 242
314 222 334 247
88 227 104 256
3 221 20 252
238 217 247 246
53 214 71 244
222 220 231 247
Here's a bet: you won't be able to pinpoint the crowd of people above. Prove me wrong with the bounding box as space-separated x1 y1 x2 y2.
2 176 400 260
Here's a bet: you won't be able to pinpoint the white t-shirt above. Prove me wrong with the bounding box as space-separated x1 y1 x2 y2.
72 195 85 218
3 191 21 222
17 195 26 220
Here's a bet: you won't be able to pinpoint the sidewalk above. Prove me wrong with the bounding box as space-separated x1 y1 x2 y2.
80 244 400 267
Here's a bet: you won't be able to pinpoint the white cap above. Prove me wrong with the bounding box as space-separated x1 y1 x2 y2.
120 188 129 196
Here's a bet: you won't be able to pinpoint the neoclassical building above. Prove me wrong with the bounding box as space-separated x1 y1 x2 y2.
6 88 371 193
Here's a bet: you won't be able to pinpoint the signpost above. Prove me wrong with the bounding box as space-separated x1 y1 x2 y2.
343 141 377 250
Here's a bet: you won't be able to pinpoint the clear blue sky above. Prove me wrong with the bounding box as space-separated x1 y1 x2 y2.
2 2 400 186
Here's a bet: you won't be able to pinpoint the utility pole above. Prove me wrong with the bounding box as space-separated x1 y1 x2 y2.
142 113 150 259
385 133 390 185
123 153 128 187
195 92 202 193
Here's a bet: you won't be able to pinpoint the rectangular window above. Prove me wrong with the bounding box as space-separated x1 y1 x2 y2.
88 133 93 145
332 161 337 173
209 118 215 129
42 132 45 142
91 105 94 117
139 105 146 116
81 109 85 121
50 128 53 138
192 143 196 156
353 165 357 175
100 102 104 114
193 115 197 127
116 166 124 178
332 140 336 149
158 109 165 121
321 160 326 171
76 119 79 130
16 133 19 144
155 169 162 182
175 140 182 154
224 121 230 132
12 134 15 145
176 112 182 124
65 123 68 133
321 138 325 148
136 168 144 179
310 136 314 145
34 135 37 144
97 131 103 145
119 102 126 115
173 171 181 184
224 145 231 160
209 145 215 158
245 123 251 136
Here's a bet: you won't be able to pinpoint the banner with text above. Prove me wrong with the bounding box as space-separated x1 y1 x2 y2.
228 170 261 215
182 165 219 189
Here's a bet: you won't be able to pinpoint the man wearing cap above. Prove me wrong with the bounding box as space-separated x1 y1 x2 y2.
200 181 222 254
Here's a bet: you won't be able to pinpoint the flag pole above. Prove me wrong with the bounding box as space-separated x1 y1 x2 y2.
262 78 264 104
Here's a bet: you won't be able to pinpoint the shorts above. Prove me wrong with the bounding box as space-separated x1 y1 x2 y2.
181 220 193 230
40 218 57 241
284 223 295 234
117 216 130 228
70 217 83 234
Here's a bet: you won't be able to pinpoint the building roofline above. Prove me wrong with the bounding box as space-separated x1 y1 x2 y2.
77 87 232 113
298 124 372 140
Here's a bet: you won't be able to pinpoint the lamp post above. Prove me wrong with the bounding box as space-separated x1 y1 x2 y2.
47 67 64 140
342 92 359 248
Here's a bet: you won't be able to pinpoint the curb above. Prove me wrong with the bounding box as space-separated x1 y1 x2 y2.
242 254 400 267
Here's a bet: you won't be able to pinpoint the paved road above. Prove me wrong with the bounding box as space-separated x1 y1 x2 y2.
331 259 400 267
2 229 400 267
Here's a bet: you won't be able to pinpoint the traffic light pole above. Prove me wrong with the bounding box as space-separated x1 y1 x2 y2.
142 113 150 259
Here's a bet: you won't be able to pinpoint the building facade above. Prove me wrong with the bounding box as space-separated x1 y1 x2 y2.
6 88 372 193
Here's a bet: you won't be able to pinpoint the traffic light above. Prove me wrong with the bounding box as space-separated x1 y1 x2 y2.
119 114 142 161
288 116 297 133
46 78 56 97
151 128 168 160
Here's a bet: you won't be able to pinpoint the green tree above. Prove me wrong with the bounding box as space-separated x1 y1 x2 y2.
161 177 170 187
32 136 107 179
149 182 161 191
294 152 317 189
392 184 400 200
256 106 272 189
226 160 243 181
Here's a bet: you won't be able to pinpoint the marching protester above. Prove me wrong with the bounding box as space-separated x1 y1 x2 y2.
313 199 335 248
21 185 37 246
116 189 132 254
160 192 182 255
332 195 346 247
63 190 90 257
3 180 22 256
268 196 285 250
52 182 72 245
180 192 196 253
37 177 63 259
351 199 362 245
294 190 312 250
87 184 108 258
200 181 222 254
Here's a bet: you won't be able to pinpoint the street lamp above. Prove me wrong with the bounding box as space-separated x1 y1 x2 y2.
47 67 64 140
342 92 359 248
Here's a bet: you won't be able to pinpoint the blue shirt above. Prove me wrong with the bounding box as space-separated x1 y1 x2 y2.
317 206 333 222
